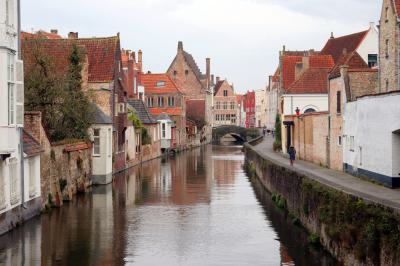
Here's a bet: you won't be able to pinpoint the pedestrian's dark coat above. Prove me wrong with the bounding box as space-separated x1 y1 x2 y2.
288 147 296 160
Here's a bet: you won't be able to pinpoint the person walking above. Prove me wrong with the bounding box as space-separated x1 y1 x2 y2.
263 128 266 137
288 146 296 166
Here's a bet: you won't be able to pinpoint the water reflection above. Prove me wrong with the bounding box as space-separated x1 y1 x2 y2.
0 145 336 266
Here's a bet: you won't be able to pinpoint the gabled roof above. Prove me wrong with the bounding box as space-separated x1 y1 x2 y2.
141 73 183 94
183 51 206 81
75 36 120 83
186 99 206 128
213 80 225 96
127 99 157 124
23 130 43 157
282 56 303 89
321 30 369 63
149 108 183 116
286 68 330 94
329 51 369 79
91 104 112 124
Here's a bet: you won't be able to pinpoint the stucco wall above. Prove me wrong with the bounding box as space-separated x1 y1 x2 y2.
343 92 400 187
282 94 328 116
356 26 379 66
90 124 113 184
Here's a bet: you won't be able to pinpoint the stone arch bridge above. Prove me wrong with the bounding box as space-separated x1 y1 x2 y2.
212 125 260 144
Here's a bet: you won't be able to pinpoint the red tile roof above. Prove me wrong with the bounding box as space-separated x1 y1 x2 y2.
75 36 120 82
186 99 206 128
329 52 369 79
141 73 183 94
309 55 335 69
22 39 87 78
321 30 368 63
286 68 330 94
282 56 303 89
149 107 184 116
21 30 62 40
23 130 43 157
22 35 120 83
64 142 91 152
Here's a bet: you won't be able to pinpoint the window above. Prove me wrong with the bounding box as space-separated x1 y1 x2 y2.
185 70 189 76
359 146 363 166
147 97 153 107
226 114 231 121
368 54 378 68
173 70 177 76
215 114 220 121
6 0 10 25
350 136 355 152
223 90 228 97
336 91 341 114
5 0 14 26
114 94 118 116
386 39 389 58
93 129 100 156
338 136 342 146
304 108 316 113
156 81 166 87
107 128 111 157
29 159 36 197
162 123 166 138
216 102 221 110
168 96 175 107
8 83 15 125
223 102 227 110
230 102 235 109
385 7 389 22
158 97 164 107
221 114 225 121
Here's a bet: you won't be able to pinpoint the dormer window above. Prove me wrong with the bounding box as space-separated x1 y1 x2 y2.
156 81 166 87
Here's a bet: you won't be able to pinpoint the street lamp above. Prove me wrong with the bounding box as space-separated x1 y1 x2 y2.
295 107 300 117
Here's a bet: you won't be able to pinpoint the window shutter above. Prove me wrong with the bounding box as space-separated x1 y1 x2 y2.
15 60 24 126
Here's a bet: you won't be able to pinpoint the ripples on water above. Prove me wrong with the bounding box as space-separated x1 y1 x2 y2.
0 145 337 266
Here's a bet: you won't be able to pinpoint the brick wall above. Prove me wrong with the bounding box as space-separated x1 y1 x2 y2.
292 112 329 166
379 0 399 92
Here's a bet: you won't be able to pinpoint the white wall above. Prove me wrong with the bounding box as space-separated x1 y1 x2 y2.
282 94 328 116
266 89 278 130
356 25 379 65
343 92 400 178
90 124 113 178
126 125 136 161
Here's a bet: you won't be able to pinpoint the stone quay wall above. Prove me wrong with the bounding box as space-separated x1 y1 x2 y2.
244 142 400 266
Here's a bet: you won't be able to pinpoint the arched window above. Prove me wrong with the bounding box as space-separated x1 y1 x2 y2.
304 108 316 113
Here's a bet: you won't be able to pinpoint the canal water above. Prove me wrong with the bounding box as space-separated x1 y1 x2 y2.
0 145 337 266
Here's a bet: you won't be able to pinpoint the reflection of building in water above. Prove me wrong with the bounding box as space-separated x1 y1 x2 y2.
280 244 295 266
212 146 243 186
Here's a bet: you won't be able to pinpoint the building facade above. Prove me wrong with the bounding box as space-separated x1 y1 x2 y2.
0 0 42 235
378 0 400 92
213 79 237 126
244 91 255 128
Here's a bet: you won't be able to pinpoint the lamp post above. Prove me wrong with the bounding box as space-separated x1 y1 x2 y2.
295 107 300 158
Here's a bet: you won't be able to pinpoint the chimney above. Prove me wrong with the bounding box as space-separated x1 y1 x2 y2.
340 65 349 78
302 56 310 71
211 74 215 86
330 32 334 39
206 58 211 89
283 45 286 52
138 49 143 73
50 29 58 35
295 62 304 81
132 51 136 62
369 22 375 29
68 32 78 39
178 41 183 52
216 76 220 83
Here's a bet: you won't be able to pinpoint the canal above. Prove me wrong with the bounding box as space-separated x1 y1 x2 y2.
0 145 337 266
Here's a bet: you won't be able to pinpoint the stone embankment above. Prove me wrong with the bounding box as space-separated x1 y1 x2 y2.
244 137 400 266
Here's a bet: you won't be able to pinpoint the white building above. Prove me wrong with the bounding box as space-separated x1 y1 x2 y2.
90 105 113 185
343 92 400 188
0 0 42 235
255 89 267 128
156 113 173 151
266 75 279 131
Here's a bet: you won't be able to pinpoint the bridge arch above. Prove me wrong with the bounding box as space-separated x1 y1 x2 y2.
212 125 249 144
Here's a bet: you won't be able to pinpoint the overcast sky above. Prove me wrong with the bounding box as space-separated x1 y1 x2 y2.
21 0 381 93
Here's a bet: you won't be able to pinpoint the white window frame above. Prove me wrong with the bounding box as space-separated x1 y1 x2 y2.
162 123 166 138
93 128 101 156
29 158 36 198
350 136 355 152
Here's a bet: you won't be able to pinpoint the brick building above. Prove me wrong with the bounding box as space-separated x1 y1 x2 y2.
141 73 186 149
244 91 255 128
213 79 238 126
378 0 400 92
